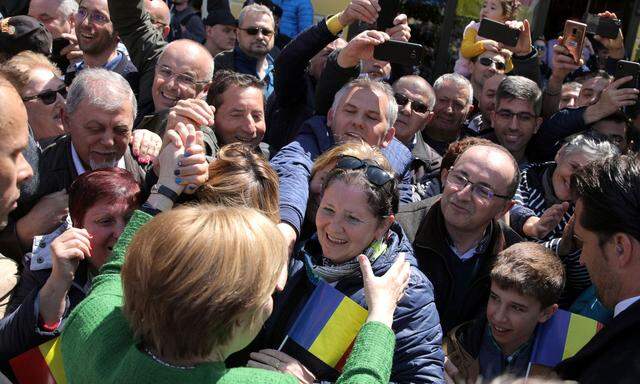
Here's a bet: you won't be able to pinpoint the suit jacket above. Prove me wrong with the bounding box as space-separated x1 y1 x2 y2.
555 299 640 383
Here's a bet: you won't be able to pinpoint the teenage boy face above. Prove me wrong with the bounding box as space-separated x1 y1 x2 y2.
486 282 556 354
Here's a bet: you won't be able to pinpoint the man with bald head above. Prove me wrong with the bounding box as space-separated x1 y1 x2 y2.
144 0 170 40
397 143 522 332
109 0 217 153
0 76 33 318
468 73 506 135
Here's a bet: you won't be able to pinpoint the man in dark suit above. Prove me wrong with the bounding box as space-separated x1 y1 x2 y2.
555 154 640 383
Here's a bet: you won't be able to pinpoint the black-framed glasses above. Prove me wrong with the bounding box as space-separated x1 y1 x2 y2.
22 86 67 105
239 27 274 36
495 109 537 125
394 93 430 114
155 65 210 89
336 155 394 187
446 169 510 200
479 57 506 71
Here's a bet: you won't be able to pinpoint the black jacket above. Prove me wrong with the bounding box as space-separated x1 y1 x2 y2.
555 299 640 383
396 196 521 332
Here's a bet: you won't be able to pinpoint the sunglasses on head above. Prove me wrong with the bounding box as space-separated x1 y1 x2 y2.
335 155 394 187
240 26 274 36
394 93 430 114
479 57 506 71
22 86 67 105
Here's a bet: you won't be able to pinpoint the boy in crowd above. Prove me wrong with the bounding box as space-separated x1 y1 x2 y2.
444 242 565 382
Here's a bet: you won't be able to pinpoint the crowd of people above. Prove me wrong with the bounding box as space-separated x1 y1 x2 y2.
0 0 639 383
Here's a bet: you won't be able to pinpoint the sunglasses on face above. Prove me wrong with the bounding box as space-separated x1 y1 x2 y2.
22 86 67 105
479 57 506 71
394 93 430 114
239 27 274 37
335 155 394 187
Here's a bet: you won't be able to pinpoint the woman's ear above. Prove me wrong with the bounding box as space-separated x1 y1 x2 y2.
375 214 394 239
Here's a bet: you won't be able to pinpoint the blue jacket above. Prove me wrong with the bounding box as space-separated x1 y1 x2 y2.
243 222 444 383
271 0 313 38
271 115 413 235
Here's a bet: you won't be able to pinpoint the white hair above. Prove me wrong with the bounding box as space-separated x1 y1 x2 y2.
65 68 138 121
330 77 398 133
558 133 620 162
433 73 473 106
58 0 79 18
238 4 274 28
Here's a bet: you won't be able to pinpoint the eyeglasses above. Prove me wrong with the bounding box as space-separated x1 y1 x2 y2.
22 86 67 105
495 109 537 125
446 169 510 200
239 27 274 37
76 7 110 25
155 65 210 89
479 57 506 71
336 155 394 187
394 93 430 114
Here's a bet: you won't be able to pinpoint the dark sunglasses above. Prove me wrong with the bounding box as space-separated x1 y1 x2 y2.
336 155 394 187
22 86 67 105
394 93 430 114
240 27 274 36
479 57 506 71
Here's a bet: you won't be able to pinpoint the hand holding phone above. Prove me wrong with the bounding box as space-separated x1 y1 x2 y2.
373 40 425 66
478 18 520 47
614 60 640 90
562 20 587 64
585 13 621 39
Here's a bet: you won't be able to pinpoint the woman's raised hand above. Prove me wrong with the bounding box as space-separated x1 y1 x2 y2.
359 253 410 327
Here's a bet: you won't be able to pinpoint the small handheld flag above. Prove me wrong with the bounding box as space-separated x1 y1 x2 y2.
286 281 368 372
530 309 603 367
9 336 67 384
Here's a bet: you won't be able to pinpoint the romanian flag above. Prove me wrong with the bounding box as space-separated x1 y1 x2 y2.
287 281 368 372
530 309 604 367
9 337 67 384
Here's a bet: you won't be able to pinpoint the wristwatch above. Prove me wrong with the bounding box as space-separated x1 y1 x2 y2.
150 184 179 202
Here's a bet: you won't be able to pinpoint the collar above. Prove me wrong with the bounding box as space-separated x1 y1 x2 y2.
614 296 640 317
486 324 533 364
75 49 125 72
446 221 493 261
71 142 126 176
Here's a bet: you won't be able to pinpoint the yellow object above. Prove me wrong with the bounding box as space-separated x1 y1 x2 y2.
461 26 514 73
39 337 68 384
326 13 345 35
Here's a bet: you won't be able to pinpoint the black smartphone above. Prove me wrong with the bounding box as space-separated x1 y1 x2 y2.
373 40 425 66
477 18 520 47
585 13 621 39
615 60 640 89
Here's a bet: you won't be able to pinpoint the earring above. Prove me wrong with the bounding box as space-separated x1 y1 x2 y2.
616 245 623 254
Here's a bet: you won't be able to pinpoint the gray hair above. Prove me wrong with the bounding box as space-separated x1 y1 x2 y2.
238 4 274 28
330 77 398 133
558 133 620 162
562 81 582 93
65 68 137 122
496 75 543 116
58 0 79 18
433 73 473 106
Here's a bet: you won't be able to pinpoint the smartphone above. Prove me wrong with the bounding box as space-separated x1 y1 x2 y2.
373 40 425 66
562 20 587 64
585 13 621 39
477 18 520 47
615 60 640 89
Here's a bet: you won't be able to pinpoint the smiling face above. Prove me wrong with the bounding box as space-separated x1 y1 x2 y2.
316 180 389 264
486 282 554 355
21 68 66 141
328 87 395 148
82 200 133 268
429 81 473 140
151 41 212 111
552 151 593 201
470 51 507 91
214 85 266 147
491 97 541 161
480 0 506 22
75 0 117 56
440 146 514 234
64 98 133 170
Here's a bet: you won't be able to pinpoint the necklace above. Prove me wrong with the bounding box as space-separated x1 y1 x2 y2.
143 345 196 370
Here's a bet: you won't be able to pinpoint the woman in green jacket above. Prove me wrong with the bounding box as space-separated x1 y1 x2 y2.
60 125 410 383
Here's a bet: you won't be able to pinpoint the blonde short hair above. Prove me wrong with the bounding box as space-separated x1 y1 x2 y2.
121 205 287 361
0 51 62 94
196 143 280 222
312 141 391 179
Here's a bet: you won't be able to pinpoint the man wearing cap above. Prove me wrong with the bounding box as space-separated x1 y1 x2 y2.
204 9 237 58
0 15 52 58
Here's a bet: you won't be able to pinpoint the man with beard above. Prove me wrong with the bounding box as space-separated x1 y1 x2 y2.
396 143 521 333
555 155 640 383
214 4 277 98
65 0 138 92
